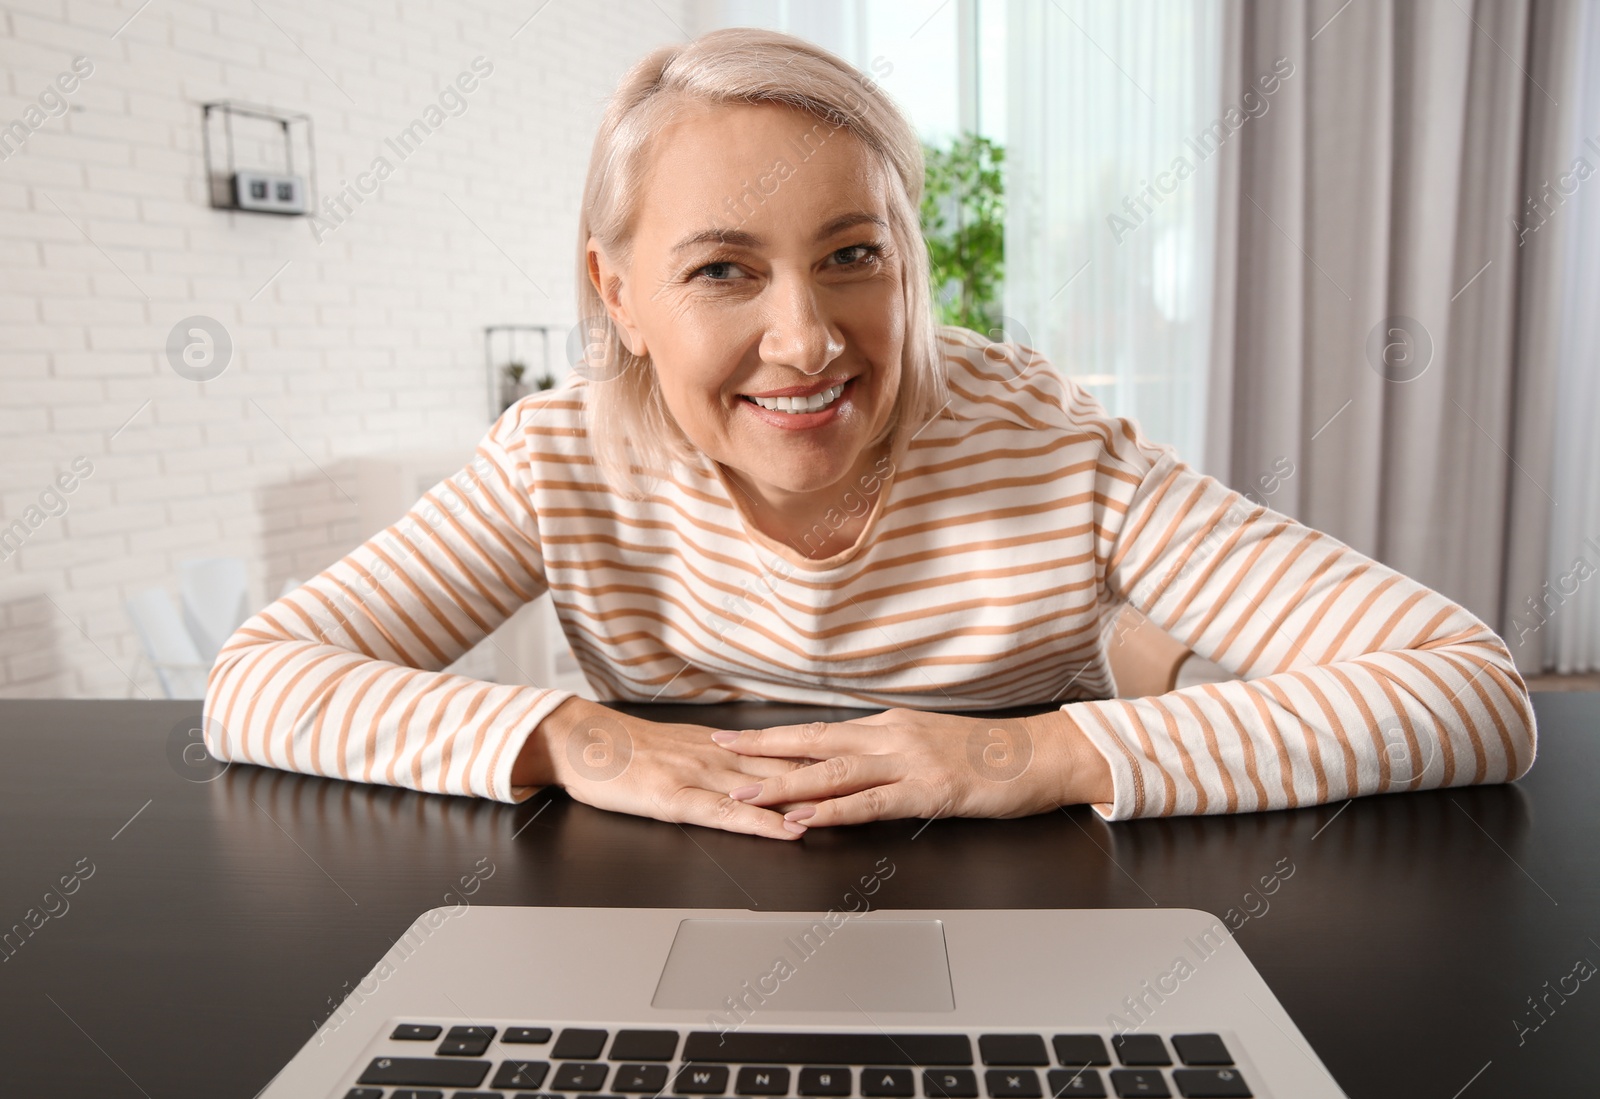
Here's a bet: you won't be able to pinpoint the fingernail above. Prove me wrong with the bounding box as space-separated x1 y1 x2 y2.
784 806 815 821
710 730 740 745
729 784 761 800
783 820 808 834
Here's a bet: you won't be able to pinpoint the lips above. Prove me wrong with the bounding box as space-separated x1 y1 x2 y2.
740 375 853 399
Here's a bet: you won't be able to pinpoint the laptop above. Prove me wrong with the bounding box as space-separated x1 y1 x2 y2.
259 906 1349 1099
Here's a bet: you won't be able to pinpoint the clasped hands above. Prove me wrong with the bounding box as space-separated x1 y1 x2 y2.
534 698 1107 842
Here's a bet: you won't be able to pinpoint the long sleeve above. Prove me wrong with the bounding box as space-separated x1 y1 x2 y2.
1065 391 1537 821
201 404 576 803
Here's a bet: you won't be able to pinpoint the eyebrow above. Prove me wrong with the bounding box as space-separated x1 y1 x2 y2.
669 211 888 254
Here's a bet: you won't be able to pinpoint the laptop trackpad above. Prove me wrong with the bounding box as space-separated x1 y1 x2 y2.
652 918 955 1012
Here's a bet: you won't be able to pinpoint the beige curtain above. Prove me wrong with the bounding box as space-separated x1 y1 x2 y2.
1203 0 1582 674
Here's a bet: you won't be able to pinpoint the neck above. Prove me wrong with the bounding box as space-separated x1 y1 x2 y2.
719 436 896 559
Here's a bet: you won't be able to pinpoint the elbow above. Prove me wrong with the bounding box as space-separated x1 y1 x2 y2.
200 622 278 764
1487 636 1538 783
1508 673 1538 784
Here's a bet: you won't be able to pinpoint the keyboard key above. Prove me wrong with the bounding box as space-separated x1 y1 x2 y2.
678 1064 732 1093
1051 1037 1110 1068
1111 1036 1170 1067
686 1032 973 1065
344 1090 385 1099
493 1061 553 1089
924 1068 979 1097
979 1035 1049 1066
798 1066 853 1095
1171 1068 1251 1097
552 1062 611 1091
1047 1068 1106 1097
863 1067 915 1096
391 1024 442 1041
438 1035 492 1056
554 1028 612 1059
458 1093 509 1098
985 1068 1042 1097
1109 1069 1170 1098
611 1029 681 1061
448 1024 498 1041
1169 1036 1232 1067
391 1091 444 1099
614 1064 671 1092
735 1066 790 1094
358 1057 491 1087
507 1026 556 1044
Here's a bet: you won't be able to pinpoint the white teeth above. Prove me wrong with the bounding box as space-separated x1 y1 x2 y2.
749 382 845 413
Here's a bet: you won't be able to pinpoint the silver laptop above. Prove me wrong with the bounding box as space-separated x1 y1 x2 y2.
260 906 1348 1099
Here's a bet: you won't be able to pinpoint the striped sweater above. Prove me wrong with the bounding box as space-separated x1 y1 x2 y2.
203 325 1537 820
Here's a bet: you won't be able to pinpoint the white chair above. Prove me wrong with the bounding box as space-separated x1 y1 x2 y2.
126 556 262 699
179 557 250 666
124 588 211 699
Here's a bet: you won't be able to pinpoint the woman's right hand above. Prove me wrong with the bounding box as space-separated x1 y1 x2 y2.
530 696 814 840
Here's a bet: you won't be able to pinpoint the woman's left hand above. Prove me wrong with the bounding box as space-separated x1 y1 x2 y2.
709 707 1084 829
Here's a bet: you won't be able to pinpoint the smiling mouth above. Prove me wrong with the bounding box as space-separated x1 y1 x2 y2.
740 381 847 414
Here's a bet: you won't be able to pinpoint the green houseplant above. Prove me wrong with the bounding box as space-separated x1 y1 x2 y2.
920 132 1006 333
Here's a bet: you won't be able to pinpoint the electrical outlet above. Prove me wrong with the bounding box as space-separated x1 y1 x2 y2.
231 170 307 215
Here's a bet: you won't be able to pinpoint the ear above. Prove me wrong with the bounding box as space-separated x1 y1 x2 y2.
587 236 648 358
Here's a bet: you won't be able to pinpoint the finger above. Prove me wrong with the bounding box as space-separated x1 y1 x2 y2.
710 721 874 758
784 780 948 829
672 786 808 840
723 754 815 779
727 754 898 808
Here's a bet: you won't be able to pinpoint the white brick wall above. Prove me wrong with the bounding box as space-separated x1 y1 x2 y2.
0 0 695 697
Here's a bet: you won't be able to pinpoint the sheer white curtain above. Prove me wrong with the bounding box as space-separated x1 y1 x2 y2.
1003 0 1223 469
1544 2 1600 673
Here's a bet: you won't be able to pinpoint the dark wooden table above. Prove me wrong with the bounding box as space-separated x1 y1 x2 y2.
0 695 1595 1097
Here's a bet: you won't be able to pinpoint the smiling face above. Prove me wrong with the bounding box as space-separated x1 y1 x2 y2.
588 100 906 523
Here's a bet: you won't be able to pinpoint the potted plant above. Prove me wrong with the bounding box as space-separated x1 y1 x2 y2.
500 361 530 412
920 132 1006 332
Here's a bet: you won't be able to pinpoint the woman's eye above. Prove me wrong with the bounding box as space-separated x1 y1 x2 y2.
833 243 883 266
691 260 745 283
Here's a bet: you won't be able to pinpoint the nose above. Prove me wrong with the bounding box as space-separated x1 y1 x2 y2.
759 279 845 377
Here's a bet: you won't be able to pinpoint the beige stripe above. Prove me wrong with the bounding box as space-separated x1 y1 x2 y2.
407 678 479 793
1208 532 1324 666
1155 698 1208 814
384 666 432 789
1115 698 1177 816
1377 651 1472 785
1198 685 1268 810
1240 683 1298 807
1116 480 1213 598
1324 664 1388 792
1233 547 1349 675
1142 497 1237 610
1174 690 1238 813
1269 562 1375 673
1105 466 1183 576
1313 573 1401 663
362 674 413 784
1257 678 1329 805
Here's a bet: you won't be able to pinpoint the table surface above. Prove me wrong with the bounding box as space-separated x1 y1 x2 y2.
0 694 1595 1098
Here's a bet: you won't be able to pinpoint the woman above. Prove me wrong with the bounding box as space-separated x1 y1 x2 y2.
203 28 1535 841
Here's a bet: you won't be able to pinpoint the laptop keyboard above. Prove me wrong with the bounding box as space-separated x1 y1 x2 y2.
342 1024 1257 1099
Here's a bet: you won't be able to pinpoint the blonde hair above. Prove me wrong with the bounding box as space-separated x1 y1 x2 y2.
574 26 948 499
